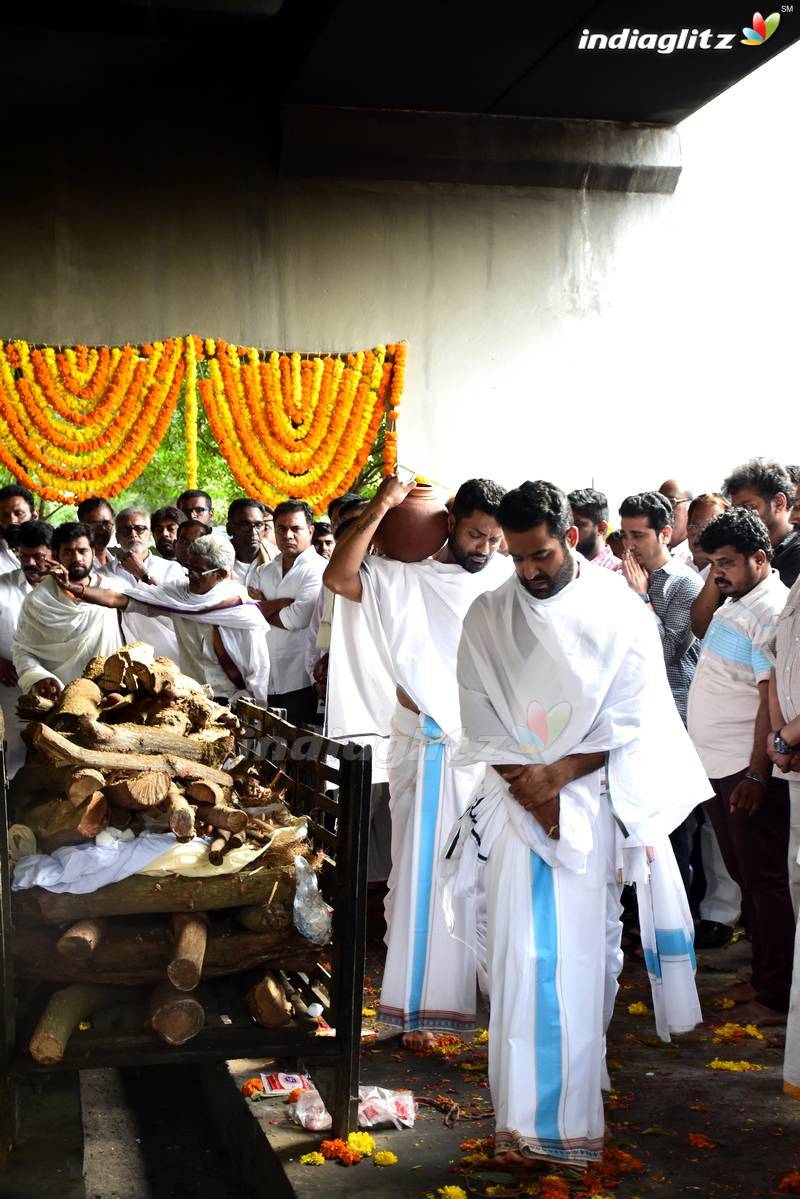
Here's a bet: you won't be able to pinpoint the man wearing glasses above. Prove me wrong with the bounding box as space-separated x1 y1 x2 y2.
100 508 183 660
658 479 694 565
226 498 278 587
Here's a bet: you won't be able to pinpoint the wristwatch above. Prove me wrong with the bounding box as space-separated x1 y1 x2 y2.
640 593 650 604
773 730 793 755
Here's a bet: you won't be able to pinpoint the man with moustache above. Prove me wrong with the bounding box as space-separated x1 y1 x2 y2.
688 508 795 1024
658 478 694 564
0 521 55 774
0 484 36 574
176 520 209 570
150 506 185 561
76 497 116 572
568 488 622 572
448 481 707 1167
686 493 730 575
226 498 278 586
13 523 123 700
324 474 511 1047
97 508 183 661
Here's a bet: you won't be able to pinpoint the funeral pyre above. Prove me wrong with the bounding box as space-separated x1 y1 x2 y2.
9 644 327 1064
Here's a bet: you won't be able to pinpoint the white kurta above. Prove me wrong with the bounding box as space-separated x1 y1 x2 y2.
98 552 183 661
449 560 709 1164
352 552 512 1032
122 576 271 707
0 568 31 775
251 547 325 695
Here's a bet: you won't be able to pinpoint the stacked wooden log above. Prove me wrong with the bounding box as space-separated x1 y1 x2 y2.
11 645 323 1063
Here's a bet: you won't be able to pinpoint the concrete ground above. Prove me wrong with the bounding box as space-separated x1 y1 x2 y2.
3 921 800 1199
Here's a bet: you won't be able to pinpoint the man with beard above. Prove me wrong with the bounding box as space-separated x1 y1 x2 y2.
176 520 209 570
151 506 185 561
226 498 278 586
568 488 622 573
59 535 271 708
0 521 54 774
447 481 707 1167
688 508 795 1025
76 497 116 571
324 474 511 1047
13 523 123 700
0 484 36 574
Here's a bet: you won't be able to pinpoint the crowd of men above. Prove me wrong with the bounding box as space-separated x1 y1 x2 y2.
1 456 800 1169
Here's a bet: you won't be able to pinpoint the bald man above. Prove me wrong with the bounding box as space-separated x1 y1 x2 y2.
658 479 693 564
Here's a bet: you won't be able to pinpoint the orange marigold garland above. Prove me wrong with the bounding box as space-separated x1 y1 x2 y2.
0 336 406 510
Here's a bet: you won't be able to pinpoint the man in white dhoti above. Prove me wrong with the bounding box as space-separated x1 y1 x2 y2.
13 522 124 699
61 535 271 708
448 481 709 1167
324 474 511 1048
0 521 54 775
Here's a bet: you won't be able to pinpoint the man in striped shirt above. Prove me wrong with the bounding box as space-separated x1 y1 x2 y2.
688 508 795 1025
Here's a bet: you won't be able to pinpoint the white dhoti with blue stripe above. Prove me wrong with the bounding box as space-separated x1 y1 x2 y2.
379 703 482 1032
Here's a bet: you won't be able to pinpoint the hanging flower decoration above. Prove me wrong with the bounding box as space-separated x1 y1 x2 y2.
198 340 406 513
0 336 406 511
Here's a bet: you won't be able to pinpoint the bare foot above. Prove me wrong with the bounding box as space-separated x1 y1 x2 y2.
730 1000 787 1027
492 1150 548 1171
400 1029 436 1051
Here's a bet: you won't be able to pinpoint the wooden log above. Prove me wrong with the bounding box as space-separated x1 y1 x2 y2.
146 707 193 736
149 982 205 1045
106 806 132 830
28 983 122 1064
65 768 107 807
31 722 233 786
246 971 292 1028
50 678 103 730
96 643 155 692
163 784 195 840
104 770 172 810
12 764 106 808
14 918 319 985
23 791 108 853
236 896 295 933
13 863 296 924
184 780 231 808
207 829 231 866
56 919 107 960
68 719 233 767
222 829 245 856
130 656 181 695
167 913 208 991
193 804 247 834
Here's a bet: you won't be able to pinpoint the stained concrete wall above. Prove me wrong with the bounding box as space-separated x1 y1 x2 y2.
0 42 797 511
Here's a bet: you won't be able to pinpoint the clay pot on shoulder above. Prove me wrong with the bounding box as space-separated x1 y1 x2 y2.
373 484 449 563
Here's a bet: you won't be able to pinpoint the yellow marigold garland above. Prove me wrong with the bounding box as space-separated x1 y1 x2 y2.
0 336 406 509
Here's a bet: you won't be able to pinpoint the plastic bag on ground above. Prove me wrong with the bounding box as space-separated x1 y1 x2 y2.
289 1085 417 1131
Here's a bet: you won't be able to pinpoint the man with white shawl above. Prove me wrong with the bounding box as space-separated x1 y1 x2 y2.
59 535 271 708
13 522 124 700
446 481 710 1168
324 474 512 1047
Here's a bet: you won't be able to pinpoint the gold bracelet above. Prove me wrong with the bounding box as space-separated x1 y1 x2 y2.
547 824 560 839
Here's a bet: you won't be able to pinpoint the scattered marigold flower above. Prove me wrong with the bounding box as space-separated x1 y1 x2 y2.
777 1170 800 1193
540 1177 570 1199
460 1152 489 1166
346 1131 376 1156
373 1150 397 1166
362 1007 376 1017
285 1088 302 1104
299 1152 325 1166
712 997 736 1010
627 1001 651 1016
436 1187 468 1199
707 1058 766 1072
687 1133 717 1149
241 1077 265 1098
473 1028 489 1044
711 1021 764 1044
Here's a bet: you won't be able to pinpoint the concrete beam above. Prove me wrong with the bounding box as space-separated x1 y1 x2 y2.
281 104 681 195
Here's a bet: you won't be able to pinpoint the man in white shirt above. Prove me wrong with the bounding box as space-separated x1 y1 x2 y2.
99 508 183 661
687 508 795 1024
0 484 36 574
0 521 54 775
226 498 278 586
250 500 324 727
658 479 694 565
